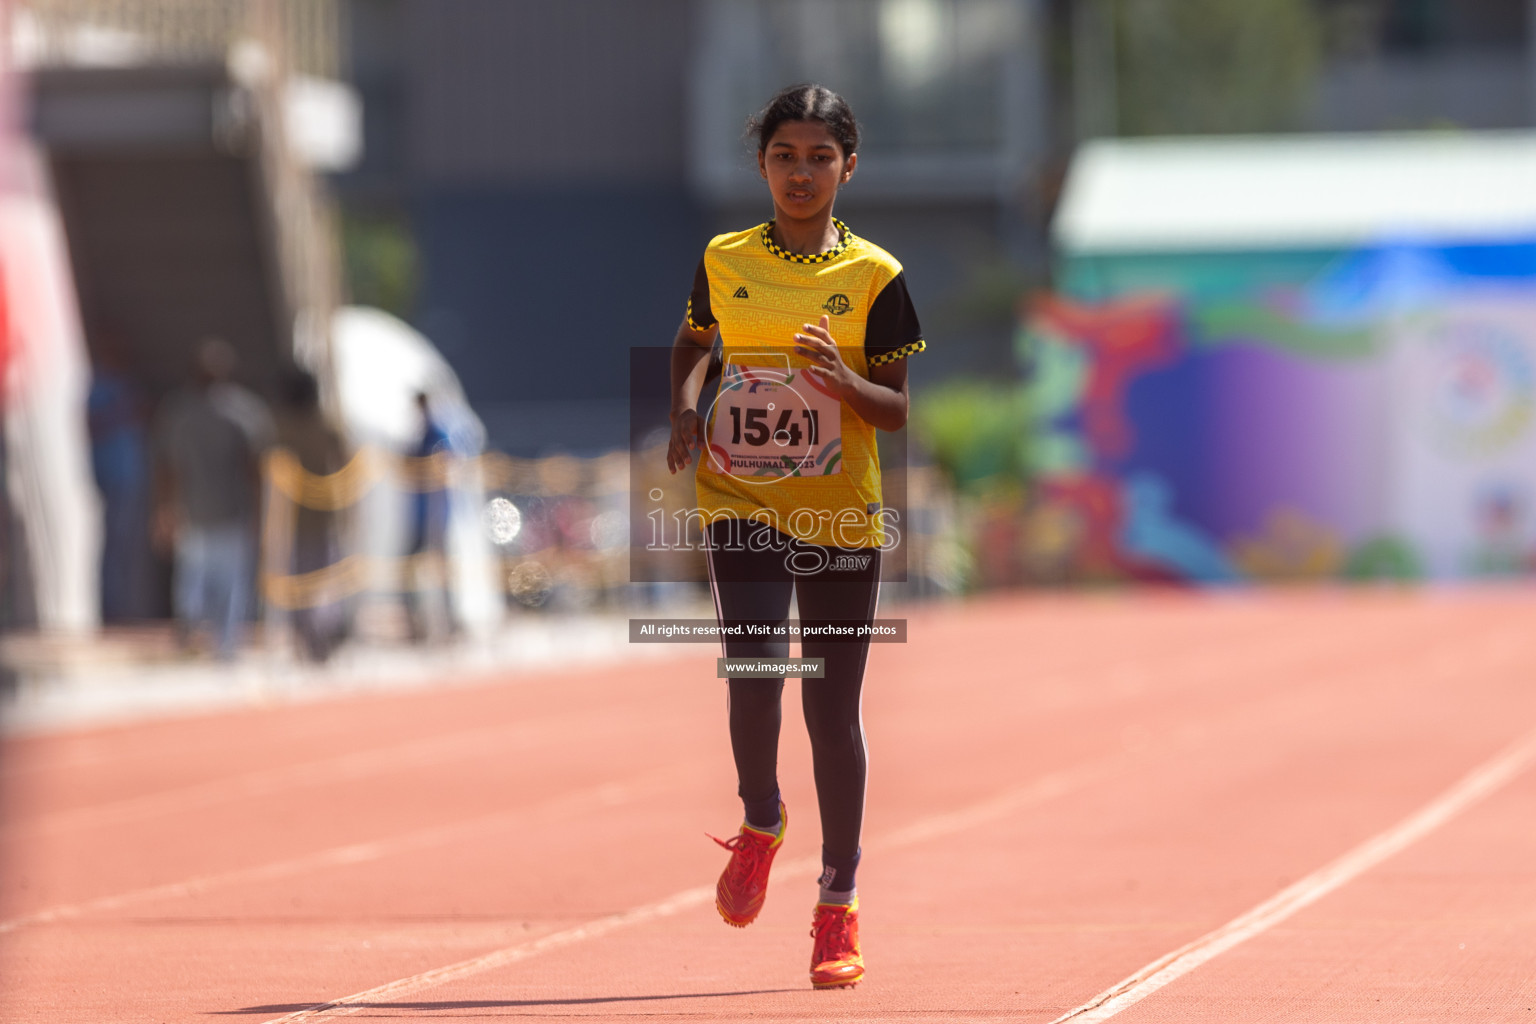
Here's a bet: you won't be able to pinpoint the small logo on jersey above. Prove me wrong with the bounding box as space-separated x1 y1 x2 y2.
823 293 852 316
733 286 750 299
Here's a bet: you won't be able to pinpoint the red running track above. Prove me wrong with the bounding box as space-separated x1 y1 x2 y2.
2 589 1535 1022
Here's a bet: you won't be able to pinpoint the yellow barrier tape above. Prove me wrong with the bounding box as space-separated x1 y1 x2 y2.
261 446 633 611
265 447 467 508
261 552 450 610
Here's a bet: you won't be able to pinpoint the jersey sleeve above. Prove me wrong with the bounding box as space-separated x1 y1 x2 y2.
864 271 926 367
685 258 716 331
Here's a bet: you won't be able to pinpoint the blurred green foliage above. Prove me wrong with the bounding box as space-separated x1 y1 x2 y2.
341 210 419 318
1115 0 1323 135
911 378 1032 492
1343 535 1423 582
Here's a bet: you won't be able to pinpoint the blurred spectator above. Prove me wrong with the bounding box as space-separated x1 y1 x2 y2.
153 339 273 659
87 332 154 622
275 370 351 662
406 390 453 641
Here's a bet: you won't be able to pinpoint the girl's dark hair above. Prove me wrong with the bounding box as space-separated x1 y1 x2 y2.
746 83 860 157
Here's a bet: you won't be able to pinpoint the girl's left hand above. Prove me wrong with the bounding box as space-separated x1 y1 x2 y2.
794 316 858 397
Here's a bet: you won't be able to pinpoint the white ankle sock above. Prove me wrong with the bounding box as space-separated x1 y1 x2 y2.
818 885 856 906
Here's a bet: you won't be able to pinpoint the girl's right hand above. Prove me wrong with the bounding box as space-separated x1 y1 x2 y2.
667 409 706 474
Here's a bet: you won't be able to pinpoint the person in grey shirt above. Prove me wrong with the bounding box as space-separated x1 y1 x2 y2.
154 338 273 659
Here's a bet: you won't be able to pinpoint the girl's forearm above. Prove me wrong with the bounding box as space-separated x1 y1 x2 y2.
671 336 711 418
843 374 908 432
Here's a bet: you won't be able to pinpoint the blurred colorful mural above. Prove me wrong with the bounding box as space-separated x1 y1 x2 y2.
1023 241 1536 584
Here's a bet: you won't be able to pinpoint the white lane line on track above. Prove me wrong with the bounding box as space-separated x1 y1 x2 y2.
259 756 1125 1023
1 719 587 839
0 606 1312 839
0 769 681 936
1049 723 1536 1024
2 604 1425 840
260 885 720 1024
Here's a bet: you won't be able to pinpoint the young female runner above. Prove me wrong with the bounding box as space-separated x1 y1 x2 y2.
667 83 925 989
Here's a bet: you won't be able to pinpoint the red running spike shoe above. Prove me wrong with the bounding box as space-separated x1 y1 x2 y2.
810 897 864 989
708 802 786 927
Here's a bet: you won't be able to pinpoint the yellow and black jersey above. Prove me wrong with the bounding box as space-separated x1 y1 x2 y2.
685 219 925 548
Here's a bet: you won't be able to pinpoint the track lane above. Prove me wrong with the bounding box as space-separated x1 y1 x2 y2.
1105 754 1536 1022
2 591 1533 1022
318 595 1535 1021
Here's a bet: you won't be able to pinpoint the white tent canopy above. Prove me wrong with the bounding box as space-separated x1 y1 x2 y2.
330 305 483 452
1053 132 1536 254
328 306 500 633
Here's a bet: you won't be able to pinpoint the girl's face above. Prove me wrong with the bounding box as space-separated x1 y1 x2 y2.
757 120 856 223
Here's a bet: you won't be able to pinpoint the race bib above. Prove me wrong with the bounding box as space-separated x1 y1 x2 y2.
706 360 844 479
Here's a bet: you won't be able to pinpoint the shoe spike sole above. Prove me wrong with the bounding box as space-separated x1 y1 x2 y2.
812 977 863 989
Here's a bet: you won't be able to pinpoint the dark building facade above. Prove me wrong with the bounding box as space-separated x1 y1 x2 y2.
339 0 1050 455
341 0 704 454
337 0 1536 456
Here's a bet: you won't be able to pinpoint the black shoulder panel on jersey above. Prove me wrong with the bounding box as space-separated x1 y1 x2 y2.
864 271 924 365
686 258 716 331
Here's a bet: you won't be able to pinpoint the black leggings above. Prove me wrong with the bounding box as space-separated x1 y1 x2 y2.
705 519 880 875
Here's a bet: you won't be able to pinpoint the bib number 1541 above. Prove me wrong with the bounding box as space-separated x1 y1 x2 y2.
706 363 843 479
726 405 820 448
